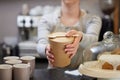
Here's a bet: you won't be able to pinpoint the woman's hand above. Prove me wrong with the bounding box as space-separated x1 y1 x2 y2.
45 44 54 66
65 30 83 59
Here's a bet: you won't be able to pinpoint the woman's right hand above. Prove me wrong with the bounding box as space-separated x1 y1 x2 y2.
45 44 54 65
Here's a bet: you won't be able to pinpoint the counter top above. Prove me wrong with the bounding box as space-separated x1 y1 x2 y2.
31 68 96 80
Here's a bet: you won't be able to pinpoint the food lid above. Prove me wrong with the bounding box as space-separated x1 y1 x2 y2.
48 32 74 43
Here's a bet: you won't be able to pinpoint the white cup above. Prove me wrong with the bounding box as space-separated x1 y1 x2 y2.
5 60 22 65
0 64 12 80
3 56 19 61
20 56 35 78
13 64 30 80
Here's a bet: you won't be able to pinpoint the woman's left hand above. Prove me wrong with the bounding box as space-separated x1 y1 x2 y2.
65 30 83 59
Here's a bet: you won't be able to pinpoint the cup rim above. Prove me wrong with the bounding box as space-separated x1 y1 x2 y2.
0 64 12 69
13 64 30 68
4 56 19 60
20 56 35 60
5 60 22 65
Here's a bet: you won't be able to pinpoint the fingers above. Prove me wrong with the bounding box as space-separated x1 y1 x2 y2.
69 53 75 59
66 30 77 36
46 50 54 58
66 30 82 43
46 50 54 67
45 45 54 63
65 45 78 59
66 52 76 59
66 48 77 55
65 38 80 59
46 50 54 62
46 55 54 62
73 36 81 45
65 38 79 50
65 47 74 52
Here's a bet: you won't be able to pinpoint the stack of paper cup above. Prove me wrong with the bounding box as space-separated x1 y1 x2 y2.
20 56 35 78
13 64 30 80
0 64 12 80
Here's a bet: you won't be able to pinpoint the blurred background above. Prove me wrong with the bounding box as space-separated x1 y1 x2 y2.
0 0 119 68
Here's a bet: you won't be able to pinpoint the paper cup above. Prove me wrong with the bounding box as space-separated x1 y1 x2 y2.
0 64 12 80
20 56 35 78
48 32 74 67
13 64 30 80
3 56 19 61
5 60 22 65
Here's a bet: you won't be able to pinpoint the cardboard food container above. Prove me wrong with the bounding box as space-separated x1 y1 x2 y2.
48 32 74 67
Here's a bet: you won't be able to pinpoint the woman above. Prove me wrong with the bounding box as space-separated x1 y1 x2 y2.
37 0 102 69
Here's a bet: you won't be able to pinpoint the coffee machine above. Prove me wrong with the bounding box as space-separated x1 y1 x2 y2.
17 15 41 57
17 15 40 41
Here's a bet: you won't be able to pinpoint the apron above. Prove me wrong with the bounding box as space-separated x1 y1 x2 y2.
51 17 84 69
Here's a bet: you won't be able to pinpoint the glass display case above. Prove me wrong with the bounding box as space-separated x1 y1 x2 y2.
79 31 120 79
83 31 120 62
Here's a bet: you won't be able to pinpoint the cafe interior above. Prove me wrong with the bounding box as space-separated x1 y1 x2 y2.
0 0 120 80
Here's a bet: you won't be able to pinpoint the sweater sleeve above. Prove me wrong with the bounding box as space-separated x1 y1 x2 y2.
80 15 102 48
37 15 52 58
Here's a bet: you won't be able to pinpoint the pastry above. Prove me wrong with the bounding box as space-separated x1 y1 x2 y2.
111 48 120 55
98 55 120 70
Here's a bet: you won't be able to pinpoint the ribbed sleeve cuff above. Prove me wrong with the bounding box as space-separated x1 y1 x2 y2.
37 44 47 58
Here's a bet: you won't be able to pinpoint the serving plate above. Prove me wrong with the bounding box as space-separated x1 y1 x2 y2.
79 61 120 78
